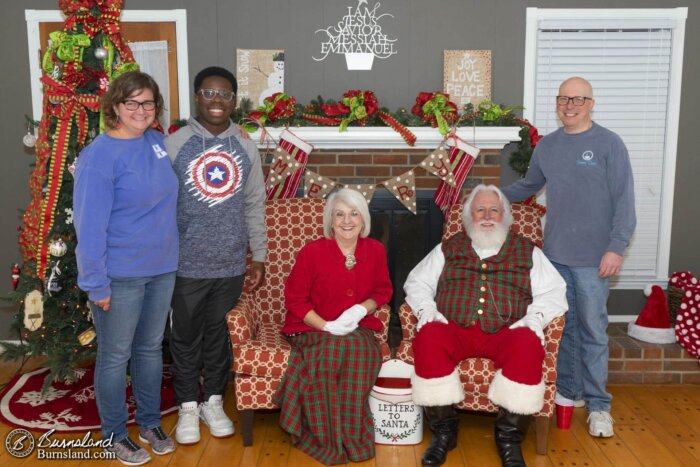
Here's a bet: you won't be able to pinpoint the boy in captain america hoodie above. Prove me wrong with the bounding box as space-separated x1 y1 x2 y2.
165 66 267 444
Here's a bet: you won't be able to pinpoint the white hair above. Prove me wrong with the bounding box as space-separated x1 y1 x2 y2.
323 188 371 239
461 184 513 231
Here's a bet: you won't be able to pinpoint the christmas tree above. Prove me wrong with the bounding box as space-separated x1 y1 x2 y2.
3 0 137 385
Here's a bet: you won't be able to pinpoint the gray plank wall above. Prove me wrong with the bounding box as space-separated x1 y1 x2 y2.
1 0 697 339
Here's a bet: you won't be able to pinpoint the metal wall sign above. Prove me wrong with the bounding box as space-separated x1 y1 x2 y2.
313 0 397 70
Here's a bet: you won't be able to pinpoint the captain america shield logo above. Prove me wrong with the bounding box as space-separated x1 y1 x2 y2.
186 145 243 207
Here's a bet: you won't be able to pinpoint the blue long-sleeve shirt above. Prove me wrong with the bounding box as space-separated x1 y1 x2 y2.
73 130 179 301
501 122 636 267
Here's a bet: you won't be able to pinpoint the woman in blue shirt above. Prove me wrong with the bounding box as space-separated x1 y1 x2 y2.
74 71 179 465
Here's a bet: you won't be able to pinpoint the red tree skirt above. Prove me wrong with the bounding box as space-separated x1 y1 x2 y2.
0 365 176 433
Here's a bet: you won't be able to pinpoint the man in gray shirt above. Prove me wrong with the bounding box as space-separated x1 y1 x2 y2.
501 77 635 438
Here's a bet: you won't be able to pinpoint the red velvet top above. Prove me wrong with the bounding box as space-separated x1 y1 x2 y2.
282 237 393 334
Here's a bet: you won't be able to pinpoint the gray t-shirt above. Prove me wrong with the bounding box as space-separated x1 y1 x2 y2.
501 122 636 267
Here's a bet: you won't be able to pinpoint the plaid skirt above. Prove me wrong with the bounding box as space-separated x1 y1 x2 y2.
274 327 382 465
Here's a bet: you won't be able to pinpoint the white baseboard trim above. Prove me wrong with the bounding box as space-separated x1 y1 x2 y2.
608 315 635 323
0 340 24 348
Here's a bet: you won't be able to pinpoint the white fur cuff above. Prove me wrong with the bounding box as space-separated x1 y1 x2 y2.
487 369 545 415
411 368 464 406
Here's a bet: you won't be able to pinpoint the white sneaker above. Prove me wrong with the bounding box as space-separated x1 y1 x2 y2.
574 399 586 408
588 411 614 438
176 401 201 444
200 395 235 438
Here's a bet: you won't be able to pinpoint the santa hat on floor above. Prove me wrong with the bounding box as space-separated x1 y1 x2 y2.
628 285 676 344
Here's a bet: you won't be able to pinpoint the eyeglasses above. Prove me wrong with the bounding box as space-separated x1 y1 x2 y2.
198 88 235 101
122 100 156 111
556 96 593 106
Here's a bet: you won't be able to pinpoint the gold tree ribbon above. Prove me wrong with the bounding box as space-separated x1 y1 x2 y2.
80 2 135 64
35 76 101 279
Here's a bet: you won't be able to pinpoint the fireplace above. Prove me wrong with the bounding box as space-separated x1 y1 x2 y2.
258 126 520 346
367 190 443 313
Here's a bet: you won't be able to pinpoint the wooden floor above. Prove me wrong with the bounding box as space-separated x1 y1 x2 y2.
1 359 699 466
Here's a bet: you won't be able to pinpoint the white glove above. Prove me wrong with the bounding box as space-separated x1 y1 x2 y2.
415 307 448 332
509 312 545 346
323 318 358 336
336 304 367 327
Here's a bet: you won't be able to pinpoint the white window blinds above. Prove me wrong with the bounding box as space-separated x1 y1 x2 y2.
524 9 687 288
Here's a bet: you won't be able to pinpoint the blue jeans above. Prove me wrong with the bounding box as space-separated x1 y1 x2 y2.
552 263 611 413
91 272 176 441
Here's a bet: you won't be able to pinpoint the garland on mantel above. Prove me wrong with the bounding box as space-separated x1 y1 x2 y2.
170 90 540 178
169 90 542 216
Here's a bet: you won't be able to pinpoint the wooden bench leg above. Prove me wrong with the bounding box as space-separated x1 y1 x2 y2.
239 409 254 446
534 415 549 455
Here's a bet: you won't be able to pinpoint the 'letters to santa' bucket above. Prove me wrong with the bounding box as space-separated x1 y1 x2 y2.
369 359 423 445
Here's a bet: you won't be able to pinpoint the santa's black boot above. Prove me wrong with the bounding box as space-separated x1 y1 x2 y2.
494 407 530 467
422 405 459 466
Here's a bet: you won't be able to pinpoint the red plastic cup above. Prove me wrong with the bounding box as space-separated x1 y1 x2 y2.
556 403 574 429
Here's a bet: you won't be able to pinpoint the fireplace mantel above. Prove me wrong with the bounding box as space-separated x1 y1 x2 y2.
252 126 521 150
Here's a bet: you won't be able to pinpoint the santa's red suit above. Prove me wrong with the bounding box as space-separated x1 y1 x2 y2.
404 231 567 415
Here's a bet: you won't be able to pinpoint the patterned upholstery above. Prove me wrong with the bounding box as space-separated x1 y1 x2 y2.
396 201 563 455
226 198 392 445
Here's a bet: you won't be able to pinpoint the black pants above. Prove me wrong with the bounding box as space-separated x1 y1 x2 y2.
170 275 244 404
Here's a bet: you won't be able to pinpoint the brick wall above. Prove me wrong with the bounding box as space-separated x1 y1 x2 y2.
608 323 699 384
263 148 503 190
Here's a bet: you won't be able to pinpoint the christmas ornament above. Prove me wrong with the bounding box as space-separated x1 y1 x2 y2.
23 129 37 148
46 261 63 296
11 263 20 290
78 327 96 346
94 47 108 60
49 238 68 257
23 290 44 331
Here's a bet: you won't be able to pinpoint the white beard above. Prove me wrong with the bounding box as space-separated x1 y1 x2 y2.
466 220 509 250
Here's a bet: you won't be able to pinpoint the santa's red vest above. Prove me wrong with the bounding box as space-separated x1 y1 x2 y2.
436 231 534 333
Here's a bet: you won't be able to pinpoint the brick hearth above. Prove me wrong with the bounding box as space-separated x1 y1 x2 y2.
608 323 699 384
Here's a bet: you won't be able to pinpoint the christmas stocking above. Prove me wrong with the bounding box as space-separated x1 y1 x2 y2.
265 129 314 200
433 136 480 215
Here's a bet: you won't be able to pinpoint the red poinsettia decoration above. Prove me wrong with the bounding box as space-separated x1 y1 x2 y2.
249 92 297 126
515 117 542 148
321 90 378 130
411 91 458 135
301 89 416 145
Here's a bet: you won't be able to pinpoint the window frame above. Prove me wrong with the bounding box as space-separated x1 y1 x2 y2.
25 9 190 122
522 7 688 289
